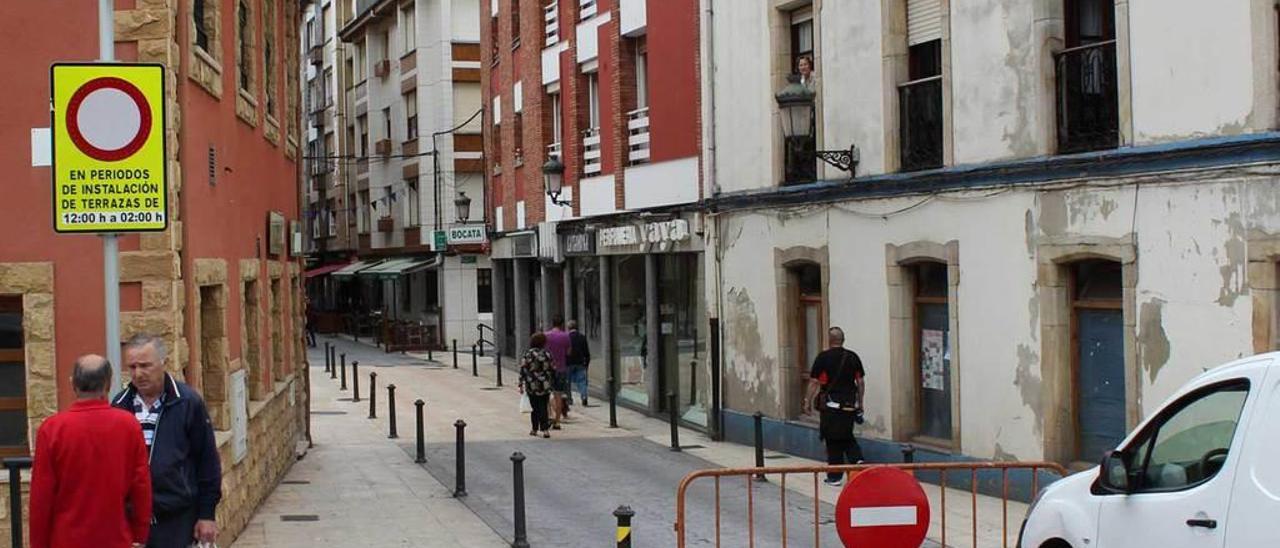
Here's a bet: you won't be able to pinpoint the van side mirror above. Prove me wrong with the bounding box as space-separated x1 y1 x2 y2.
1099 450 1135 493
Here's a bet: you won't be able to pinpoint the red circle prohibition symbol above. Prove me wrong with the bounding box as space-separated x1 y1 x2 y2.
66 76 152 162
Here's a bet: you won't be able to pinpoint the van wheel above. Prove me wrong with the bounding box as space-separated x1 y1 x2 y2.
1041 540 1072 548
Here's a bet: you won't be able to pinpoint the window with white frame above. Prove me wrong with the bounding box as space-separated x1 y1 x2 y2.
405 179 420 227
406 91 418 140
358 190 370 232
402 3 416 53
328 210 337 236
355 39 366 80
381 187 393 219
635 38 648 109
551 92 562 148
587 72 600 131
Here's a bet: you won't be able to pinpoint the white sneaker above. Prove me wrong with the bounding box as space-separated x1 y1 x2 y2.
823 477 844 487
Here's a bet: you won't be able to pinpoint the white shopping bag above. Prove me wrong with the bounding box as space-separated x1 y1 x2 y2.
519 394 532 414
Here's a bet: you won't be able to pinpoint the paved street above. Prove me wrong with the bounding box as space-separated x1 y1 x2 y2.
226 335 996 546
228 348 507 548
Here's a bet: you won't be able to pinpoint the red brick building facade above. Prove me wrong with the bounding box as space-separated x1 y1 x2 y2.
0 1 307 545
482 0 709 421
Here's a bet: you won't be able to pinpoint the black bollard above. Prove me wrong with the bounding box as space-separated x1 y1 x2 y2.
368 372 378 419
901 443 916 463
324 342 332 373
511 452 530 548
454 420 468 497
330 347 338 380
614 505 636 548
428 345 434 362
340 354 347 389
414 399 426 463
753 412 766 481
689 360 698 406
495 353 503 386
452 339 458 369
352 361 361 402
471 344 477 374
608 375 618 428
668 392 681 452
387 384 398 439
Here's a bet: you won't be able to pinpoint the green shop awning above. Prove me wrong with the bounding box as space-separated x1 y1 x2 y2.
330 260 382 278
358 257 439 279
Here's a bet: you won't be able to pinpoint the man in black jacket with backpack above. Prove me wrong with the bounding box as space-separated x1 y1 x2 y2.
113 333 222 548
802 326 866 486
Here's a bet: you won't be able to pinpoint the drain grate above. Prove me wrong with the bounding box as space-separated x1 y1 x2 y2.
764 454 791 459
480 387 502 391
281 480 311 485
311 411 348 415
280 514 320 522
681 444 706 450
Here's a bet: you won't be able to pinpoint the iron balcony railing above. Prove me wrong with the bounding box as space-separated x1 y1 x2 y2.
1056 40 1119 154
626 107 650 164
898 75 944 172
582 128 602 176
544 2 559 46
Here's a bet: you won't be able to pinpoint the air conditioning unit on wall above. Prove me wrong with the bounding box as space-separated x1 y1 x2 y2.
375 139 393 156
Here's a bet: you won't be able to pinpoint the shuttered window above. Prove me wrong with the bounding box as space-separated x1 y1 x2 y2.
907 0 942 46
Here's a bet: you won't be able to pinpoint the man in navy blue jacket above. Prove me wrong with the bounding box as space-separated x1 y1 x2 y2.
113 333 222 548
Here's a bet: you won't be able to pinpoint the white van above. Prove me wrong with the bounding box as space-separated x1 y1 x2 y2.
1019 353 1280 548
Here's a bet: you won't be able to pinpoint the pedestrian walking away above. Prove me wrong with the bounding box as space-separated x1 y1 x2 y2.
544 316 572 427
519 332 556 438
112 333 223 548
304 298 318 348
566 320 591 406
29 355 153 548
803 327 867 486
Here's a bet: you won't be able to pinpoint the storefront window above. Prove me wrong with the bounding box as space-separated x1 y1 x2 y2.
571 258 606 389
614 255 649 407
660 254 707 426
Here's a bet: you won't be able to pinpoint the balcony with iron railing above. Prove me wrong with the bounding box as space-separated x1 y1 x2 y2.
898 75 944 172
580 0 597 20
627 107 650 165
582 128 602 175
544 2 559 46
1055 40 1119 154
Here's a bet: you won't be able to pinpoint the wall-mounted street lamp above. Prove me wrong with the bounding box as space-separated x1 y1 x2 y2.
454 191 472 223
542 156 570 206
774 74 859 181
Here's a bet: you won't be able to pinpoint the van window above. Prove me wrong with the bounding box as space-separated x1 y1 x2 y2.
1129 381 1248 491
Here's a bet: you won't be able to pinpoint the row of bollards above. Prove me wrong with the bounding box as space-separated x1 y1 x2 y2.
325 339 641 547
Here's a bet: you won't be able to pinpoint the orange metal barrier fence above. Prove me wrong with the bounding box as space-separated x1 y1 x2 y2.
674 461 1069 548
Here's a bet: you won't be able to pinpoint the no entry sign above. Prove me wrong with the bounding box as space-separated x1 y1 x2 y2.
835 466 930 547
51 63 167 233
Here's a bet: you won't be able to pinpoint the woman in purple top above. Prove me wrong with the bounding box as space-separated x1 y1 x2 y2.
544 316 572 428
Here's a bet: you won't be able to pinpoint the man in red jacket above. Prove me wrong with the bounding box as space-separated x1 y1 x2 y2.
29 354 152 548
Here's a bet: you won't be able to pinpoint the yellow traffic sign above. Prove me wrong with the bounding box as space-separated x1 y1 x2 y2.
51 63 167 233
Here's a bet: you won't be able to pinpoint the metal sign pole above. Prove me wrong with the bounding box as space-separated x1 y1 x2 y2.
99 0 123 389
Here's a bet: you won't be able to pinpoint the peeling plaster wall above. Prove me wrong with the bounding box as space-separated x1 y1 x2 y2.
1129 0 1261 143
949 0 1051 163
819 0 889 175
713 173 1280 462
707 0 1277 199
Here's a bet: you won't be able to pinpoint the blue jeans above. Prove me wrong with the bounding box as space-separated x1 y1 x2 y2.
569 365 589 400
